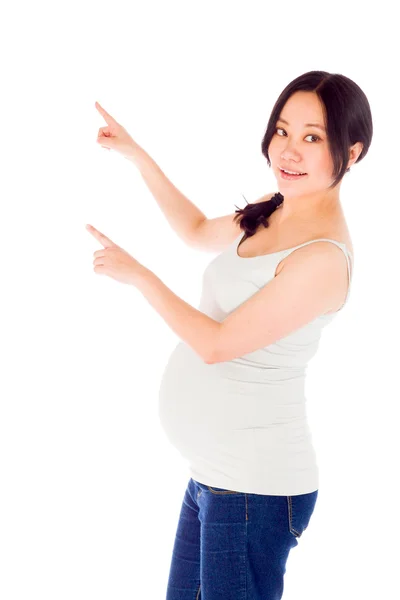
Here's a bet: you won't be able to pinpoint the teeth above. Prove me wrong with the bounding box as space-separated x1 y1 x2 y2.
282 168 305 175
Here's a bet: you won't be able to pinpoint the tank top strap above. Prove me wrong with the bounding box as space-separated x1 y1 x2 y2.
285 238 353 308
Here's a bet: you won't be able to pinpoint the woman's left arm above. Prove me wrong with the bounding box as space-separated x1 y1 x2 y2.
87 222 220 363
135 269 220 364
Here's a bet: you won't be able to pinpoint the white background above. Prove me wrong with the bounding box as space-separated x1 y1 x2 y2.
1 0 398 598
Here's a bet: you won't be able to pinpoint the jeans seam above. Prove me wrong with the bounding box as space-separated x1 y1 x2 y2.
287 496 301 537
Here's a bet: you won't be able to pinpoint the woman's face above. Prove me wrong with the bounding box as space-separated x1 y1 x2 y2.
268 91 335 198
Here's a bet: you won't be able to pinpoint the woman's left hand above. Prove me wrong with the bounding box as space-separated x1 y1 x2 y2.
86 224 149 286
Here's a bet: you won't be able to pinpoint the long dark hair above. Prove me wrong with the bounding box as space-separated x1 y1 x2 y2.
233 70 373 238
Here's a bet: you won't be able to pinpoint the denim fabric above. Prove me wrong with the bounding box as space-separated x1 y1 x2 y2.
166 478 318 599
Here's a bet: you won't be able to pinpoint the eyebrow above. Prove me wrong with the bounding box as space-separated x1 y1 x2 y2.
277 118 326 133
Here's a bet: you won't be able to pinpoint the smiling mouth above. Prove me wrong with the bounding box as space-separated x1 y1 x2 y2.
279 168 308 179
279 167 307 175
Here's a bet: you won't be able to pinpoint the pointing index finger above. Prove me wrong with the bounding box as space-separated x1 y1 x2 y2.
95 101 118 126
86 224 117 248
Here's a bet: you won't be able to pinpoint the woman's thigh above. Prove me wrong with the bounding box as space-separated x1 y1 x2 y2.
166 478 318 600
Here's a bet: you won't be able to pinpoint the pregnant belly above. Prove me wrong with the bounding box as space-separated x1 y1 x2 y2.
158 342 306 453
157 342 222 444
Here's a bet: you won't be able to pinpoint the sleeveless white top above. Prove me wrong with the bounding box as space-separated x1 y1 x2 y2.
158 232 353 496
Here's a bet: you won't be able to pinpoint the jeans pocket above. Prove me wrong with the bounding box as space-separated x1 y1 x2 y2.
192 479 241 495
206 485 241 495
287 490 318 538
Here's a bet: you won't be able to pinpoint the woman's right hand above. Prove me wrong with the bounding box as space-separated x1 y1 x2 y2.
95 101 144 164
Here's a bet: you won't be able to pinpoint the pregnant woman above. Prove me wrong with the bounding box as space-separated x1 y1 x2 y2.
88 70 373 599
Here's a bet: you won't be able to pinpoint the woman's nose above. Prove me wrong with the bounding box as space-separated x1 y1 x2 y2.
281 150 302 161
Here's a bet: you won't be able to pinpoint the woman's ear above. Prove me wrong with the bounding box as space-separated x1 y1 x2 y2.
347 141 364 169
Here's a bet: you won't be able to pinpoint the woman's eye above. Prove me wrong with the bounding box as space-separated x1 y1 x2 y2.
275 127 320 143
306 134 320 142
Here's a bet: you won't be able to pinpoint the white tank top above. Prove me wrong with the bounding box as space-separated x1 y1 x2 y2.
158 233 353 496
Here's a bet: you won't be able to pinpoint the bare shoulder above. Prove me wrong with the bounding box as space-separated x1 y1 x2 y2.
275 220 354 314
190 191 278 252
278 234 353 274
279 239 350 267
277 210 354 269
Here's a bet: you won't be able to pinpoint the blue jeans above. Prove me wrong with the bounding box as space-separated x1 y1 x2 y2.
166 477 318 600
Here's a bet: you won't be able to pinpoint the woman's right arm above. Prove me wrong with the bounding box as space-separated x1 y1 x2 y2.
95 102 270 251
132 149 207 247
133 150 275 252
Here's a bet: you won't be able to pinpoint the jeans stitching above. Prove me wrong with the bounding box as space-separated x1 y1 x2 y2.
287 496 301 537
